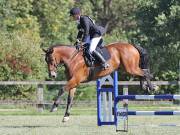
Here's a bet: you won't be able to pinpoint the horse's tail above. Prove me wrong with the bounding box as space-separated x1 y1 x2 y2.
133 45 149 69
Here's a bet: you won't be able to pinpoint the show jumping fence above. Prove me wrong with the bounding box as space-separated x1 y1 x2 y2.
0 77 179 132
96 71 180 132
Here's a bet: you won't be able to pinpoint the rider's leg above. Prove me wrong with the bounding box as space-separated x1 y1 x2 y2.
84 36 90 44
89 36 109 69
93 50 109 69
89 36 101 53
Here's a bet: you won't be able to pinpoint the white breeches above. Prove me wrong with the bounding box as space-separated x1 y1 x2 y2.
84 36 102 54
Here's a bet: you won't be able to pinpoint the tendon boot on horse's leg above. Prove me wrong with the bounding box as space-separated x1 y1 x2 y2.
142 69 154 91
62 94 73 122
142 69 153 79
50 88 64 112
62 88 76 122
140 77 152 94
140 76 148 90
93 50 109 69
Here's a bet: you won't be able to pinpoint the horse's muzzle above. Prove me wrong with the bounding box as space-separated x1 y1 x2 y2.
50 71 57 78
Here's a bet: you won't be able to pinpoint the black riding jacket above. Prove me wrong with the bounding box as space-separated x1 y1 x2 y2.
77 15 106 42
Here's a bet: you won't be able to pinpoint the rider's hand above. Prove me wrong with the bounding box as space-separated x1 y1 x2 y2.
81 42 85 46
75 44 80 51
74 39 81 46
74 39 80 46
74 39 81 51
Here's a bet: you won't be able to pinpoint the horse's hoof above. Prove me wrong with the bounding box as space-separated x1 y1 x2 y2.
50 107 57 112
62 116 69 122
149 84 155 91
141 84 148 90
153 85 159 91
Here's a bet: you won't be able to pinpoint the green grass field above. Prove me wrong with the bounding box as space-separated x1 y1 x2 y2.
0 106 180 135
0 115 180 135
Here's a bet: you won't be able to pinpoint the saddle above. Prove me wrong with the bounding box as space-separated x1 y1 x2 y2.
83 41 111 67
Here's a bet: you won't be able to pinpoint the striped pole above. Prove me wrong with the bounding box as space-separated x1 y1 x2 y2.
115 95 180 101
128 111 180 115
114 94 180 130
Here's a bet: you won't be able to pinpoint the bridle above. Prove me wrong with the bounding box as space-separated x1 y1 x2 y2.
45 45 84 71
45 52 63 71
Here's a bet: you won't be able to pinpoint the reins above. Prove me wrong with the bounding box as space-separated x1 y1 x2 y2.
68 43 85 61
46 43 86 70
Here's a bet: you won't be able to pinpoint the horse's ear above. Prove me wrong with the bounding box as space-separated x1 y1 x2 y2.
42 48 47 53
49 48 54 53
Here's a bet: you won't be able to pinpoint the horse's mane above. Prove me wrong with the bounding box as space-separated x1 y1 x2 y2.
49 44 75 50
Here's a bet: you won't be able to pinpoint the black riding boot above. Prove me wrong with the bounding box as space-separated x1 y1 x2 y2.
93 50 110 69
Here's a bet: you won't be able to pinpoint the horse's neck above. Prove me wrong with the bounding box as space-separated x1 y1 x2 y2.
57 46 75 64
56 46 77 78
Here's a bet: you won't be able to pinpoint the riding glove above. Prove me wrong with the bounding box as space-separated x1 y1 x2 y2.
74 39 81 51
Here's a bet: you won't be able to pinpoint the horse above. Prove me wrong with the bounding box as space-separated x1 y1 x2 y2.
43 42 154 122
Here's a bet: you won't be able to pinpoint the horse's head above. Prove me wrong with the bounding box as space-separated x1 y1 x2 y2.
43 48 59 78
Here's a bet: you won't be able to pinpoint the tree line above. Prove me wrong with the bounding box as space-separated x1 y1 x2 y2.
0 0 179 99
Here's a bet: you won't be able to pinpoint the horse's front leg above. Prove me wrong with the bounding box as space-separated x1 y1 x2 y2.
62 88 76 122
50 87 64 112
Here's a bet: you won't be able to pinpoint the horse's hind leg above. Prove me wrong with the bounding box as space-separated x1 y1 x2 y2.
143 69 154 91
125 66 147 89
140 50 154 90
127 67 154 91
140 76 147 90
122 56 153 91
130 68 154 91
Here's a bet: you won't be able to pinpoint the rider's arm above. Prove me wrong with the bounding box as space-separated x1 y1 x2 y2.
77 31 83 41
74 25 83 49
80 17 89 42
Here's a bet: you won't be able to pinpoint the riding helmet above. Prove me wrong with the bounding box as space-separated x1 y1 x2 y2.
69 7 81 16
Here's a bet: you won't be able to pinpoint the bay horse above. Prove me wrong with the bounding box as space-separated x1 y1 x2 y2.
43 42 154 122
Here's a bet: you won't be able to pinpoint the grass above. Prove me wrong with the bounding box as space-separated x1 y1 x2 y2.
0 102 180 115
0 104 180 135
0 115 180 135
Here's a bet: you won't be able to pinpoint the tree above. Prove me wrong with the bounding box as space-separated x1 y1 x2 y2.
0 0 46 99
75 0 137 34
129 0 180 93
133 0 179 77
32 0 77 46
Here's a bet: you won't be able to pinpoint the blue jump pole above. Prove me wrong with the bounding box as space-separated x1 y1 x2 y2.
96 78 101 126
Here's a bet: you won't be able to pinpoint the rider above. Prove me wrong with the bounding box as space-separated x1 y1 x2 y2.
69 7 110 69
